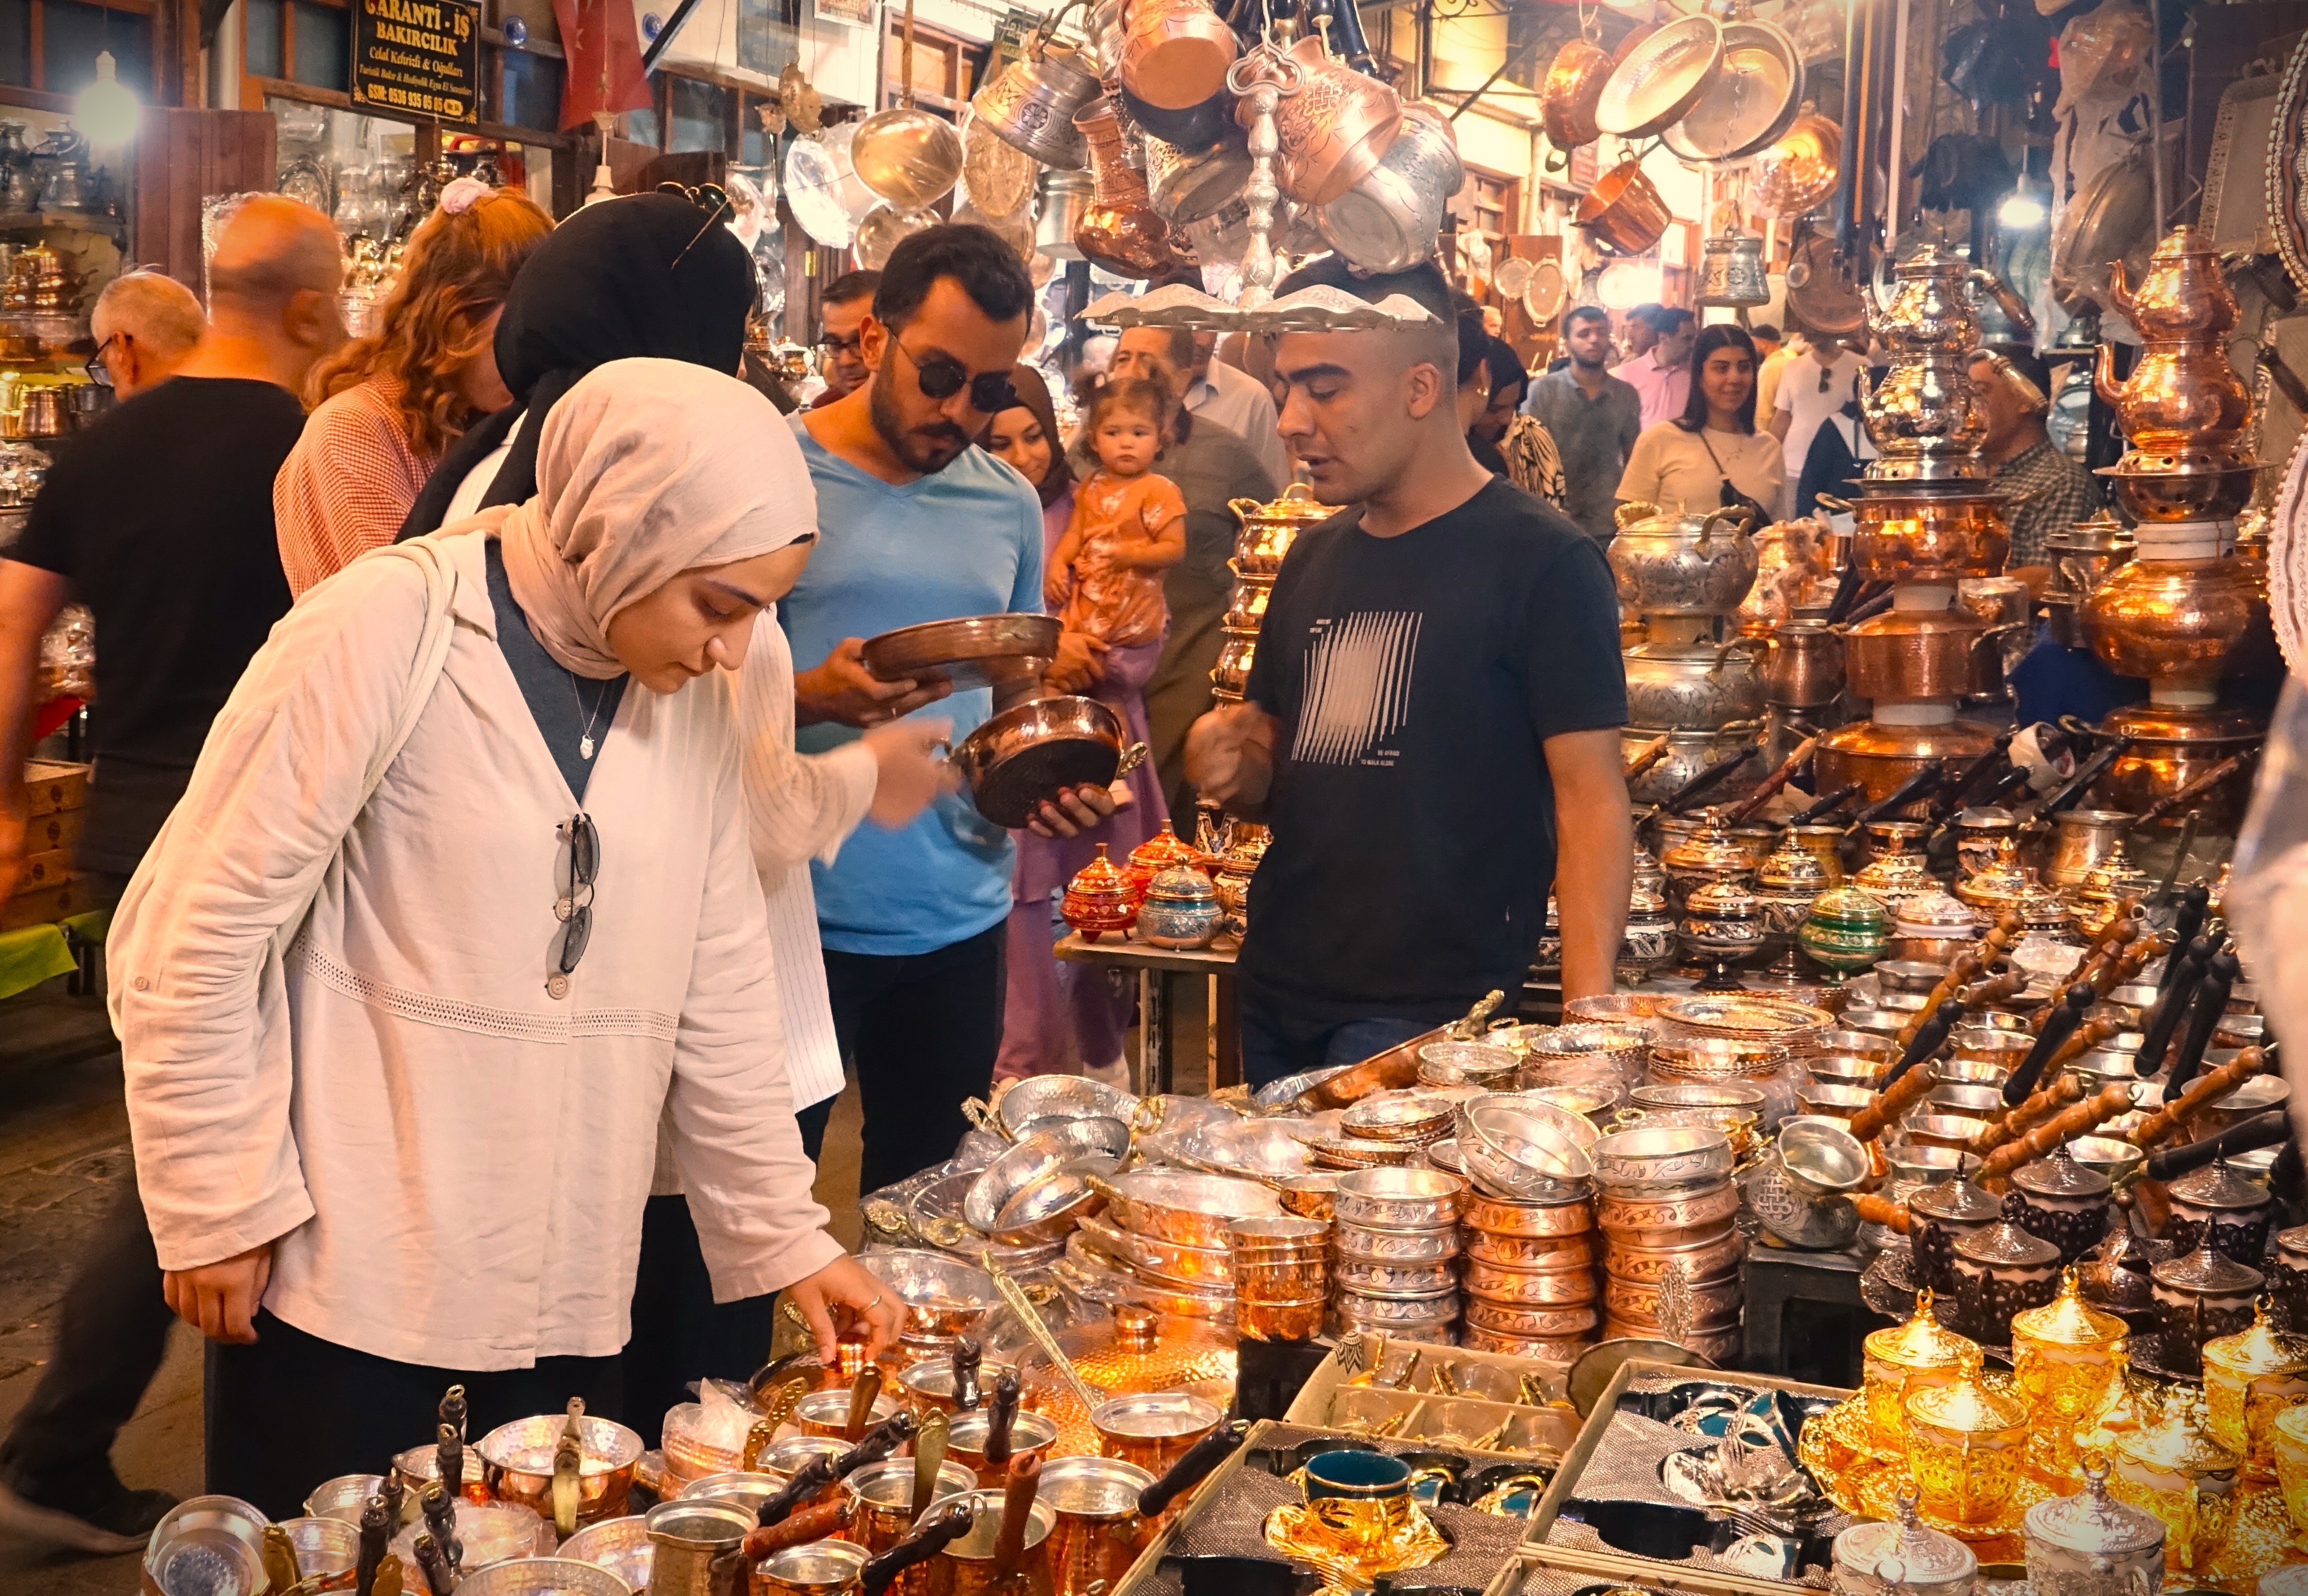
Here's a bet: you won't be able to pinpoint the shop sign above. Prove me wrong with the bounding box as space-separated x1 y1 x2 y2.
352 0 482 124
812 0 877 29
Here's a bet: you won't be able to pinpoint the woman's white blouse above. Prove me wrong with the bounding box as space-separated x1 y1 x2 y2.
110 528 842 1371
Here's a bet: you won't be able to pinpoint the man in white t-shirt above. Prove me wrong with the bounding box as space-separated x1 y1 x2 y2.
1769 337 1867 518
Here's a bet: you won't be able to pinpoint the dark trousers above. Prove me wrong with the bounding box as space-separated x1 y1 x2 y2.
812 922 1005 1195
1235 975 1434 1090
206 1311 623 1521
0 1169 176 1503
623 1194 778 1447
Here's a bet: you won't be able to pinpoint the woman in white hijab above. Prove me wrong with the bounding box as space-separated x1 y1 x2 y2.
110 358 897 1514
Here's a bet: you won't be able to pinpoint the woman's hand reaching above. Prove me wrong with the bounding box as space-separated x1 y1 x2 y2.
863 716 955 829
786 1254 904 1365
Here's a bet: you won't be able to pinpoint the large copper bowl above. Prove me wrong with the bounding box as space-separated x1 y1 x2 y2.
2081 552 2276 684
1814 717 2002 810
1750 111 1841 219
1847 488 2010 584
1844 605 1993 701
2088 701 2266 833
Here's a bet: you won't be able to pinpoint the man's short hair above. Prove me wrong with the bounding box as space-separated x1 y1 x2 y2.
1650 307 1695 336
1276 253 1460 380
92 270 204 358
1121 324 1195 371
1628 303 1663 329
822 270 881 309
206 194 341 310
873 225 1033 333
1455 303 1489 385
1563 304 1611 333
1750 323 1782 344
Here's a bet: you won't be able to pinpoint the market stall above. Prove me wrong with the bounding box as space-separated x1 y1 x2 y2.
84 0 2308 1585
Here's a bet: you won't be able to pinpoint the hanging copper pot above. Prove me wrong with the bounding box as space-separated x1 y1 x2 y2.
1121 0 1238 112
1253 34 1404 208
1073 96 1190 278
1540 34 1615 161
1574 156 1669 256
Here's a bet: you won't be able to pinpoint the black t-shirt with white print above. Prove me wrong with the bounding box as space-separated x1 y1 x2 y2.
1240 476 1627 1021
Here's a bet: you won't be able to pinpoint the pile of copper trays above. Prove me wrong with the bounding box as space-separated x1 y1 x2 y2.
1590 1124 1742 1361
1330 1167 1467 1345
1456 1189 1598 1360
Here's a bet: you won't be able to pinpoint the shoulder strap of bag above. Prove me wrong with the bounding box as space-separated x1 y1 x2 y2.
269 539 459 960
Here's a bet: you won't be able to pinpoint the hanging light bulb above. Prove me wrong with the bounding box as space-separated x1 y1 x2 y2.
75 51 141 148
1997 180 2047 231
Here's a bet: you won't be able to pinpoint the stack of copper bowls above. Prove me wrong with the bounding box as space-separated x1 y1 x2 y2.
1458 1189 1599 1359
1814 244 2008 813
1591 1125 1742 1359
1329 1167 1465 1345
1228 1216 1329 1341
1211 485 1336 704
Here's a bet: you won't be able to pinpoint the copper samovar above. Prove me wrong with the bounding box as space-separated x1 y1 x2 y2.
1815 245 2006 810
2094 225 2259 524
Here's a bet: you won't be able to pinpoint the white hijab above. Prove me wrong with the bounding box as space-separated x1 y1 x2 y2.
495 357 818 678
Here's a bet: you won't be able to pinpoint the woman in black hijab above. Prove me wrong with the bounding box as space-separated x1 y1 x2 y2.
399 190 758 536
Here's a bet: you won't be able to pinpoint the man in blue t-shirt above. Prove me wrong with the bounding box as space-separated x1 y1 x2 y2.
782 225 1116 1191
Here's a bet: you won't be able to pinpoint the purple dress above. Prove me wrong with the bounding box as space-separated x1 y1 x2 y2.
995 487 1171 1082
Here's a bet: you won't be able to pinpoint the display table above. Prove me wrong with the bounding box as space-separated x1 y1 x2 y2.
1743 1237 1875 1390
1053 932 1240 1096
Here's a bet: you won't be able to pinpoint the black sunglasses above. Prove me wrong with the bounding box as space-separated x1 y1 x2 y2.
893 339 1017 414
554 813 599 980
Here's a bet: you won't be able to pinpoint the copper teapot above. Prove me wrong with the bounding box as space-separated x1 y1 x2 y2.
1864 244 1984 357
2094 226 2253 465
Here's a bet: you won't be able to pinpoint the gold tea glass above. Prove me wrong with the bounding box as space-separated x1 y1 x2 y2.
1863 1290 1978 1459
2011 1268 2125 1482
2200 1300 2308 1480
1904 1358 2028 1526
2274 1405 2308 1547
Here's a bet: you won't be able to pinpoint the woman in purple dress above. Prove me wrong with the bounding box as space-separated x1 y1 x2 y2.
982 365 1168 1082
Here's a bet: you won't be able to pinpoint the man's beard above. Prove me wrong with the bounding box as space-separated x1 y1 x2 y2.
870 368 972 474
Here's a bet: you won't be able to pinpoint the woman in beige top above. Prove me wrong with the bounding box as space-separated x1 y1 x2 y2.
1615 324 1785 518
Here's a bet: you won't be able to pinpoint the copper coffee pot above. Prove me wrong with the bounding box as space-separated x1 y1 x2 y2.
1070 96 1190 277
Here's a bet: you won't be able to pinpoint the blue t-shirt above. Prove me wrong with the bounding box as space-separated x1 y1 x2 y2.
781 418 1045 956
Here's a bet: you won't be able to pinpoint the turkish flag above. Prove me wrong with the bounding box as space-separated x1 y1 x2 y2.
556 0 652 131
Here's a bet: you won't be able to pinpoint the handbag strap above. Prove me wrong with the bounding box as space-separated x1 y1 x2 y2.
1697 428 1733 488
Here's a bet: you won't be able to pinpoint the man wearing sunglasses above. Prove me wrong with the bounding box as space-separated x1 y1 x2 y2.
782 224 1117 1194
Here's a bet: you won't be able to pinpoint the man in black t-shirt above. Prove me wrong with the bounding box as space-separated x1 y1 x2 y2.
0 195 344 1555
1186 257 1632 1086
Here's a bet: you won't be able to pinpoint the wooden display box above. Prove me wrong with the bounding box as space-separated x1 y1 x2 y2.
1 874 85 932
1284 1339 1580 1457
22 760 89 818
25 806 84 856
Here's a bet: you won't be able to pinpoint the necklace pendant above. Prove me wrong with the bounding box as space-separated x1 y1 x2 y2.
580 735 596 760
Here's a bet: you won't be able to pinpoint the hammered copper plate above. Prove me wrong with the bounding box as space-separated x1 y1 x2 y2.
860 613 1061 689
1594 18 1725 140
1661 21 1801 163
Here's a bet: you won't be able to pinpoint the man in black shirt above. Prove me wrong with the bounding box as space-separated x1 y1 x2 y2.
1186 257 1632 1085
0 194 344 1553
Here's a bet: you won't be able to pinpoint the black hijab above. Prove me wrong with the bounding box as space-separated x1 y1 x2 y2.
398 192 758 537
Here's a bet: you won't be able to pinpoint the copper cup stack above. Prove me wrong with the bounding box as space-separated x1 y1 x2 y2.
1815 244 2008 817
1210 485 1335 705
1591 1132 1742 1363
1228 1216 1329 1342
1328 1168 1465 1345
1457 1189 1599 1359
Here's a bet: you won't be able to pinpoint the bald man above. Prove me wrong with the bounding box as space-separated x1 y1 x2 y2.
1186 254 1629 1086
88 270 204 400
0 196 342 1555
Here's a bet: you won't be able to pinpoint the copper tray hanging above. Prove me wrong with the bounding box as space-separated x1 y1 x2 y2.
1539 23 1651 160
1782 222 1866 336
2268 33 2308 296
1594 17 1725 140
861 613 1061 691
1662 19 1803 164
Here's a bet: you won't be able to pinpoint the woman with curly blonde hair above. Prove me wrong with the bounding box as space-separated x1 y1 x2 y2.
274 179 552 596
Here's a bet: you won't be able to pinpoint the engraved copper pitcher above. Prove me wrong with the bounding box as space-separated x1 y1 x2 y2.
1248 33 1404 208
1071 95 1190 278
971 5 1100 171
